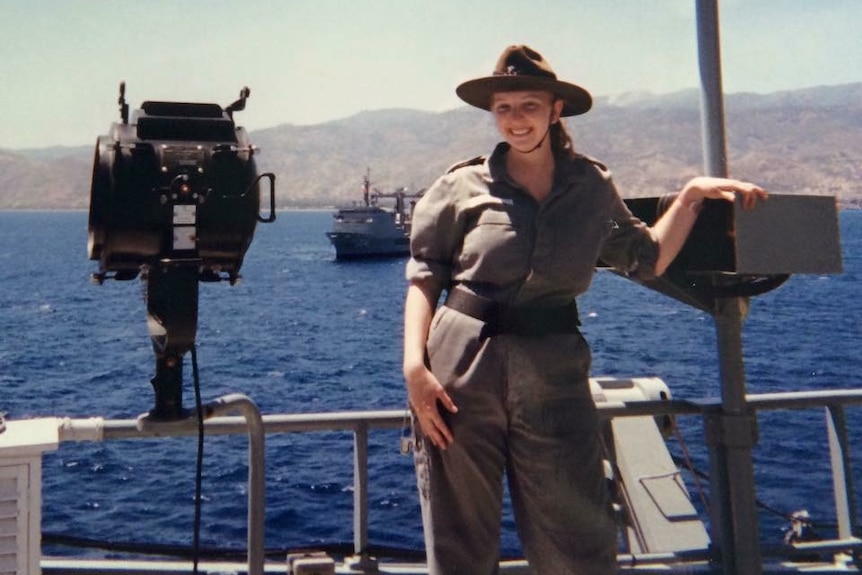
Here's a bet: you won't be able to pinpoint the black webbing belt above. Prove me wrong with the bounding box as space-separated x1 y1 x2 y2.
444 288 580 338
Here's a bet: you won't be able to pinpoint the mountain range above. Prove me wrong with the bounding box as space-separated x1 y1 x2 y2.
1 83 859 210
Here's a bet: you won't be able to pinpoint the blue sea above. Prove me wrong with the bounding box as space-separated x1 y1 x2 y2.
1 209 860 561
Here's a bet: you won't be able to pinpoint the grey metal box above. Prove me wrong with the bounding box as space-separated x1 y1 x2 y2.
625 194 843 275
732 195 842 275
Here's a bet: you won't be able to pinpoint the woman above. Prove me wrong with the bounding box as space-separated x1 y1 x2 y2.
403 44 765 574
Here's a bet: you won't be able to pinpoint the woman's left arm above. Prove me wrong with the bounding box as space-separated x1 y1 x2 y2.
651 176 768 276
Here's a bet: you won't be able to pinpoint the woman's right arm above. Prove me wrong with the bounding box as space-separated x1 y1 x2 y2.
403 281 458 449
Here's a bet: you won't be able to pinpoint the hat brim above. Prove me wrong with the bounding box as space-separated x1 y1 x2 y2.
456 76 592 117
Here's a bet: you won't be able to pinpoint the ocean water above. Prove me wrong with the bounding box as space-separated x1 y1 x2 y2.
1 209 860 560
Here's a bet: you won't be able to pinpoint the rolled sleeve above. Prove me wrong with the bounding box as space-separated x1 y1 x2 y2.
600 192 660 281
406 175 460 294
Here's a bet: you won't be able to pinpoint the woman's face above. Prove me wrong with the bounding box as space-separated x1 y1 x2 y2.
490 90 563 153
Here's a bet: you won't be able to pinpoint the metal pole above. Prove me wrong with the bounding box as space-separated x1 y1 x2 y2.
136 393 266 575
695 1 763 573
696 0 729 179
354 422 370 555
712 300 762 575
208 394 266 575
826 405 859 540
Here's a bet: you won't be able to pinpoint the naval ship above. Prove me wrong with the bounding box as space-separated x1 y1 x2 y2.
325 171 424 260
0 1 858 574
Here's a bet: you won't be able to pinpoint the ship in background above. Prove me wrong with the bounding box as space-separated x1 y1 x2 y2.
325 170 424 260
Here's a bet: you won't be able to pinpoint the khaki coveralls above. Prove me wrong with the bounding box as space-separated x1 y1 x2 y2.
406 142 660 575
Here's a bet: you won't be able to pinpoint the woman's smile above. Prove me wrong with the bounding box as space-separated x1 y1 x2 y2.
491 90 560 151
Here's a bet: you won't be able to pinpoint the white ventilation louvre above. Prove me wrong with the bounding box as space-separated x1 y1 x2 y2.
0 466 25 575
0 419 60 575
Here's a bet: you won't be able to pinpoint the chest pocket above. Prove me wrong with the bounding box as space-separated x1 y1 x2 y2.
465 194 524 226
458 197 532 284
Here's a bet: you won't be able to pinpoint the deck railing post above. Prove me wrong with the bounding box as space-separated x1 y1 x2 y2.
136 393 266 575
353 422 370 556
826 405 860 541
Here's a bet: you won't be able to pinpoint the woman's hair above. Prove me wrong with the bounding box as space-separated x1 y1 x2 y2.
550 120 576 158
550 97 576 158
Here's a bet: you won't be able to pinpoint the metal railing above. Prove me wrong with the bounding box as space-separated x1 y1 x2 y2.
54 388 862 573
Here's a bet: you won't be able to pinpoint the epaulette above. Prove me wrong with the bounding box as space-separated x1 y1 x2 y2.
446 155 486 174
580 154 609 172
577 153 612 178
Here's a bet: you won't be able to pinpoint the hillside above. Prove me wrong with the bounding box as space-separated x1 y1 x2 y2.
1 83 860 210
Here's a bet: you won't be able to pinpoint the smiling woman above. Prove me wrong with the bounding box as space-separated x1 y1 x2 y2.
401 42 767 575
490 91 562 198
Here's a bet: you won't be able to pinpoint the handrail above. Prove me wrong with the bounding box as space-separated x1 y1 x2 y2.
199 394 266 575
56 388 862 568
58 389 862 442
80 393 268 575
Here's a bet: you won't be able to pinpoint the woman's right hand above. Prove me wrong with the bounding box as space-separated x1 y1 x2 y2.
405 363 458 449
403 282 457 449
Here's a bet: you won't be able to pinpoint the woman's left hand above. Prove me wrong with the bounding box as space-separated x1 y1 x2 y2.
680 176 768 210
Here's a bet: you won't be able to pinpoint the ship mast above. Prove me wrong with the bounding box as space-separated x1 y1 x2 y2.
695 1 762 573
363 168 371 207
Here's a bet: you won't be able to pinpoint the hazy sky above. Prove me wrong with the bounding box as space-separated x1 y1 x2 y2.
1 0 859 149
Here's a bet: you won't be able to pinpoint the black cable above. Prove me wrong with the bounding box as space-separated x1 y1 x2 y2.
191 345 205 574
